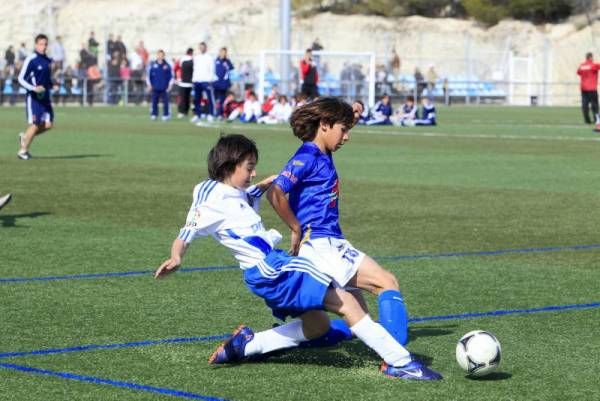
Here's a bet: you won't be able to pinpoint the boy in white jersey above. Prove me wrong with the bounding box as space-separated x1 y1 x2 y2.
155 134 441 380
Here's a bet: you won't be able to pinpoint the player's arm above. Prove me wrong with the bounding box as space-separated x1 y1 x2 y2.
154 238 188 278
254 175 278 193
267 184 302 256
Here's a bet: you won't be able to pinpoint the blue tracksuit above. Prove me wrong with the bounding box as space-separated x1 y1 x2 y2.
147 60 172 117
214 57 234 116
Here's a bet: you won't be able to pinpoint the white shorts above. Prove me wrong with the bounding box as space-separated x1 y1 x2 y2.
299 237 365 288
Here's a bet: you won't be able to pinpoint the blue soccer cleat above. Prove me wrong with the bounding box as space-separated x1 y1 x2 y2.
380 358 443 381
208 325 254 365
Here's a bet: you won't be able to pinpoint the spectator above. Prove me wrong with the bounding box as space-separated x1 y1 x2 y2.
228 91 261 122
300 49 319 100
147 49 173 121
86 63 102 106
176 48 194 118
214 47 235 118
5 45 15 70
390 48 401 77
258 95 292 124
366 94 393 125
577 52 600 124
311 37 323 68
107 51 122 104
135 40 149 67
106 34 117 61
426 65 438 97
18 43 28 62
414 67 425 97
221 91 242 119
391 95 418 126
88 31 99 57
115 35 127 63
191 42 216 124
51 35 66 71
262 85 279 115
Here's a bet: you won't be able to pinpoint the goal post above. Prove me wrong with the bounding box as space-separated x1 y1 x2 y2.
258 49 376 107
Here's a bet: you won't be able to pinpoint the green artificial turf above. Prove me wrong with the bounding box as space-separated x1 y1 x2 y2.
1 105 599 401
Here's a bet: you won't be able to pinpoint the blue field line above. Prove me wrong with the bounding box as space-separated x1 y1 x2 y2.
2 243 600 285
1 300 598 361
0 362 228 401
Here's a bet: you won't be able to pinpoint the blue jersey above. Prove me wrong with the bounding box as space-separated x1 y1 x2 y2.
402 103 418 119
18 51 53 102
274 142 343 240
422 103 436 124
147 60 173 91
374 101 392 119
214 57 234 90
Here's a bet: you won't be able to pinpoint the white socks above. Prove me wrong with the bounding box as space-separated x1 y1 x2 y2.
244 320 308 356
350 315 412 367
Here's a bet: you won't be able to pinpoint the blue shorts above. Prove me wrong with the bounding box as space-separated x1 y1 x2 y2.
244 249 331 320
26 93 54 125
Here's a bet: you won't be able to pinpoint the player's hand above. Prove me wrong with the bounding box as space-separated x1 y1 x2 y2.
147 86 152 92
154 257 181 279
52 85 59 92
289 228 302 256
255 175 278 192
33 85 45 93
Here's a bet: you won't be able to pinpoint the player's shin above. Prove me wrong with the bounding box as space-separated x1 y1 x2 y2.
243 320 307 356
299 319 353 348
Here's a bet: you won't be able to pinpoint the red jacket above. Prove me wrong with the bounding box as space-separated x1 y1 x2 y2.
577 60 600 91
300 60 319 85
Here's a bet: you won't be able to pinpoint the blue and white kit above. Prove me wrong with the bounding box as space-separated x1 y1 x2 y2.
18 51 54 124
177 180 331 320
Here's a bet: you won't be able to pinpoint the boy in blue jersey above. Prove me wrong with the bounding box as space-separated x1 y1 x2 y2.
155 134 441 381
366 94 393 125
147 50 173 121
392 95 418 126
402 97 437 127
17 34 57 160
268 98 414 351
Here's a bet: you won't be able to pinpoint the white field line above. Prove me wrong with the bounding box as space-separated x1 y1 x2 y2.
219 123 600 142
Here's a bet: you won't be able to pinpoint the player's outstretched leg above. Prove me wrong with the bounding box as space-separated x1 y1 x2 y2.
0 193 12 211
208 325 255 365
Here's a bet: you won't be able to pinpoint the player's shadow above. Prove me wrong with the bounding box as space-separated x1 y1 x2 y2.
0 212 51 228
243 341 435 369
409 324 456 341
34 154 111 160
466 372 512 381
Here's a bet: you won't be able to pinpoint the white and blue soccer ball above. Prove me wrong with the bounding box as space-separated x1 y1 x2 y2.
455 330 502 377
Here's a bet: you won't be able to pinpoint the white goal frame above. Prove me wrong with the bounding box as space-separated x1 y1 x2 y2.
258 49 377 107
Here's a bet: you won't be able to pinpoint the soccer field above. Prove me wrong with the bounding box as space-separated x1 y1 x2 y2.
1 105 599 401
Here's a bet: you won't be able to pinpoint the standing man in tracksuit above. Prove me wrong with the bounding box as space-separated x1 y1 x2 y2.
176 48 194 118
147 49 173 121
214 47 234 119
191 42 216 124
577 52 600 125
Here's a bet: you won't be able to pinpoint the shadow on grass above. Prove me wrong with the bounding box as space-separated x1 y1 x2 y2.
410 324 457 341
0 212 51 227
33 154 111 160
237 341 436 369
466 372 512 381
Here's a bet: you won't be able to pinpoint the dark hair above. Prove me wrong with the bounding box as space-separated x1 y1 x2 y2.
35 34 48 43
207 134 258 181
406 95 415 102
353 99 364 109
186 48 193 55
586 52 593 60
290 97 354 142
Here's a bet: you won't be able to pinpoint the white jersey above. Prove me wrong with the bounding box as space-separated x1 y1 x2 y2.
177 180 282 269
192 53 216 83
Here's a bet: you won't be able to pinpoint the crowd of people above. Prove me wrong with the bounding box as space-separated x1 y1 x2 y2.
3 33 442 129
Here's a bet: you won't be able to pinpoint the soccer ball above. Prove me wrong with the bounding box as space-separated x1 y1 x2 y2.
455 330 502 377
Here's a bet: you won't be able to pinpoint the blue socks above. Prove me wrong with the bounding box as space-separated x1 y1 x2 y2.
299 319 353 348
378 289 409 345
